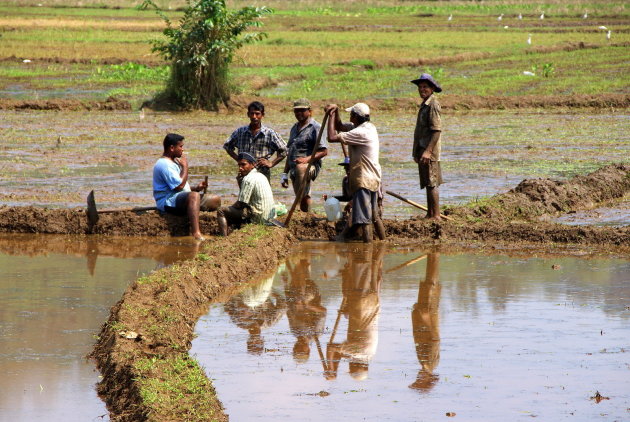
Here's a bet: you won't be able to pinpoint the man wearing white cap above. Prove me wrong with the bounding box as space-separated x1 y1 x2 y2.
325 102 381 242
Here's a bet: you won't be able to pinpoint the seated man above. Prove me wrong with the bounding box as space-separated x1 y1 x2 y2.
217 152 276 236
153 133 220 240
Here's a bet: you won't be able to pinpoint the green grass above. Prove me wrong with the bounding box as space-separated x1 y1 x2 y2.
1 1 627 103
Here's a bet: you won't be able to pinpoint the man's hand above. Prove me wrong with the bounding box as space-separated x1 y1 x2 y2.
322 194 328 201
176 154 188 168
196 179 208 192
257 158 272 168
280 173 289 188
295 157 310 165
324 104 338 114
420 150 432 165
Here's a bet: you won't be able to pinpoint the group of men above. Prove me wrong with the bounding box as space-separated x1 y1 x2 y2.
152 73 444 241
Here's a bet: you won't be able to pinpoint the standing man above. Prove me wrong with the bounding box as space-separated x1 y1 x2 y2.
224 101 287 182
411 73 444 220
153 133 220 241
217 152 276 236
325 103 381 243
281 98 328 212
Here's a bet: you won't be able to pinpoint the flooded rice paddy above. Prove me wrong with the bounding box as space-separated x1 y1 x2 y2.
192 241 630 422
1 109 628 224
0 234 199 421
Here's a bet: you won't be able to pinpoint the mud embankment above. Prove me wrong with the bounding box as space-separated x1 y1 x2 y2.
1 164 628 248
90 226 296 421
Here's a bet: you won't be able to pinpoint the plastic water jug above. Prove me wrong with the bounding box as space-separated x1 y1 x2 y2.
324 197 341 221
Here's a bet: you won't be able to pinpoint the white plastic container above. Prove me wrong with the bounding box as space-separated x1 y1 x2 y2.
324 197 342 222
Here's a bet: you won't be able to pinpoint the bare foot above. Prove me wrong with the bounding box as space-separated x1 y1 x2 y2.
192 232 206 241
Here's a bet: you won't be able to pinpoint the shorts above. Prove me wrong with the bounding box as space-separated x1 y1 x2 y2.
164 191 190 216
218 205 251 227
290 164 318 197
351 188 378 225
418 161 443 189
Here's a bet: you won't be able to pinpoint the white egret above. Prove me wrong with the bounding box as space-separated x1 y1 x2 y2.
527 34 532 45
504 25 509 29
598 26 608 30
518 13 523 20
139 108 145 120
583 12 588 19
607 30 611 40
448 14 452 22
498 14 504 21
23 59 32 63
540 12 545 20
523 71 535 76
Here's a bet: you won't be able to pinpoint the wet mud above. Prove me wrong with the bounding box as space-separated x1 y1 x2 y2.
1 92 627 112
1 164 628 249
0 97 131 111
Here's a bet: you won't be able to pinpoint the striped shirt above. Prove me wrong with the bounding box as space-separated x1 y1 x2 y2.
224 125 287 161
238 168 276 223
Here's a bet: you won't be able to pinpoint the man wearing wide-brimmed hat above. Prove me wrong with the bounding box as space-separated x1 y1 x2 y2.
411 73 444 220
280 98 328 212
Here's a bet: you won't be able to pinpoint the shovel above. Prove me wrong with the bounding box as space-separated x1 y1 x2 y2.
86 190 156 229
386 190 453 221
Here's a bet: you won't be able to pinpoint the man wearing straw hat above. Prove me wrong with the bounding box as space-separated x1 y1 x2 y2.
281 98 328 212
411 73 444 220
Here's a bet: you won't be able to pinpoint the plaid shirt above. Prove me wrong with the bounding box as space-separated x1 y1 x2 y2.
224 125 287 160
238 168 276 223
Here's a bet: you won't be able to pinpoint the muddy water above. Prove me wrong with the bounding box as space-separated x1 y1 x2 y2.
192 242 629 422
0 234 199 421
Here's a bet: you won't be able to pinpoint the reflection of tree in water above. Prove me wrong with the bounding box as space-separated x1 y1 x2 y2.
410 253 441 393
224 275 286 355
326 243 385 381
283 254 327 364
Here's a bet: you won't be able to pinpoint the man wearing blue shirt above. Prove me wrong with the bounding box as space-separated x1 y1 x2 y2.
153 133 215 240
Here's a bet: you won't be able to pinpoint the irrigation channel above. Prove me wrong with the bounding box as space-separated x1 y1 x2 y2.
192 241 629 421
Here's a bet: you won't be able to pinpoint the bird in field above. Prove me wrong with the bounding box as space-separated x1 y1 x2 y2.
583 12 588 19
598 26 608 30
540 12 545 20
523 71 535 76
497 14 504 21
504 25 509 29
607 30 612 41
139 108 145 120
527 34 532 45
448 14 452 21
518 13 523 20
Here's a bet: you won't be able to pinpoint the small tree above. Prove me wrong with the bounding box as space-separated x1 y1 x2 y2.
142 0 271 110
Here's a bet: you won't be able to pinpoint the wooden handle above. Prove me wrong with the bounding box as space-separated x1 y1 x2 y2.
386 190 452 221
284 112 330 227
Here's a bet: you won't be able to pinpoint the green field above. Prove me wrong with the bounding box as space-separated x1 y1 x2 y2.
0 0 628 107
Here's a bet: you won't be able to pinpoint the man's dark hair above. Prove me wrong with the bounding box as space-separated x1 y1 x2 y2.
248 101 265 114
351 111 370 124
163 133 184 151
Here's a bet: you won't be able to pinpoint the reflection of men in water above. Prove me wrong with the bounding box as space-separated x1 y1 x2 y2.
326 244 384 380
283 255 327 363
410 252 441 392
223 275 286 355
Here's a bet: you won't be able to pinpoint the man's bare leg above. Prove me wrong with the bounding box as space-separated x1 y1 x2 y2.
186 192 204 240
426 186 441 220
294 163 311 212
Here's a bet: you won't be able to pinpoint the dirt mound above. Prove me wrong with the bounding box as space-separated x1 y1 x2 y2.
90 226 296 421
0 97 131 111
451 163 630 221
